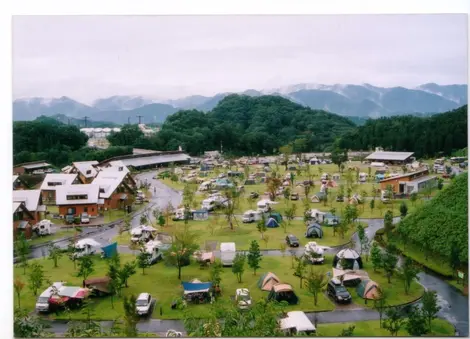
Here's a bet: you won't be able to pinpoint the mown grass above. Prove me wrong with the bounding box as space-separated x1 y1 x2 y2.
28 229 75 246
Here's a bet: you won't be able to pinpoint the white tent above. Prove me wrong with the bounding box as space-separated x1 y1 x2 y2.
76 238 101 248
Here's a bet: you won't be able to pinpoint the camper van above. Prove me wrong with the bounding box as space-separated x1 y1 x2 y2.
321 173 329 181
280 311 316 336
35 282 65 312
257 199 276 213
304 242 325 264
242 210 262 223
33 219 52 236
202 198 217 211
381 190 391 203
359 172 368 183
73 239 100 259
145 240 169 265
220 242 236 266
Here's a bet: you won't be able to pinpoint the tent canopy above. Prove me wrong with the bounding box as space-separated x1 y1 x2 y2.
268 283 298 305
273 283 293 293
306 224 323 238
76 238 101 248
266 217 279 228
182 281 213 294
356 279 381 299
333 249 363 270
258 272 281 291
101 242 117 258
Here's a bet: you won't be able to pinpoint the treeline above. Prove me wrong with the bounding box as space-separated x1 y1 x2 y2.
338 105 467 158
13 117 132 167
107 94 356 155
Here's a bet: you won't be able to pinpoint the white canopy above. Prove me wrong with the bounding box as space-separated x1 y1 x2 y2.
257 199 278 206
333 268 369 282
75 238 101 248
336 248 360 260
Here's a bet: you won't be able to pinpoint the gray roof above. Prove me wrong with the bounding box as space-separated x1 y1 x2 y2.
40 174 78 191
366 151 414 161
13 190 42 212
55 184 100 205
119 153 190 168
22 162 52 169
407 175 437 185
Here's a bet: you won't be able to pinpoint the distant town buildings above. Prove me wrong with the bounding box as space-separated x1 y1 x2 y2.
80 127 121 139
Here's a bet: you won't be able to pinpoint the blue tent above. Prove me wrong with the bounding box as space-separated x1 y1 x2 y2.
101 242 117 258
305 223 323 238
266 217 279 228
182 281 213 293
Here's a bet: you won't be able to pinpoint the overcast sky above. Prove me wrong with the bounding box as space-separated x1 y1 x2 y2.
12 15 468 104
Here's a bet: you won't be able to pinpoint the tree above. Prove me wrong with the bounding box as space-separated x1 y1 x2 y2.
48 244 63 268
373 287 388 328
247 240 263 275
339 325 356 337
370 242 383 272
421 290 441 329
284 204 296 231
15 232 30 274
222 188 239 230
107 259 121 308
256 215 267 240
279 144 293 170
383 307 405 336
331 140 348 171
123 295 139 337
232 253 246 283
210 261 223 291
383 210 394 240
405 305 429 336
397 257 420 294
409 192 418 206
399 201 408 218
14 308 51 338
266 175 282 201
449 240 462 276
356 223 370 256
137 248 151 275
119 261 137 288
76 256 95 282
304 267 327 306
14 278 25 308
140 214 148 225
27 263 45 296
382 244 399 283
158 214 165 228
293 255 308 288
164 224 200 279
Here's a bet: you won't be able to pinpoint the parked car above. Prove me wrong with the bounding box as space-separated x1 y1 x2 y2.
235 288 252 310
65 215 75 224
81 213 90 224
290 193 299 201
285 234 300 247
327 278 352 304
136 293 154 316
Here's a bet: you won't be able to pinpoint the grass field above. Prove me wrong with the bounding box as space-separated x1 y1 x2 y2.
316 318 455 337
14 251 423 321
113 218 362 250
28 229 76 247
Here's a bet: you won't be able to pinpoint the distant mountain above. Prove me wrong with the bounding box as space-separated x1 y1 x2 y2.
94 103 178 125
417 83 468 105
165 95 213 110
46 114 121 127
92 96 154 111
13 96 97 120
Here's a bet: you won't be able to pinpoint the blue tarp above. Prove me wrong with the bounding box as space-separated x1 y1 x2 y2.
182 281 212 292
101 242 117 258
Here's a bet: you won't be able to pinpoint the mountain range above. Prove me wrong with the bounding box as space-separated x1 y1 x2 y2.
13 83 467 124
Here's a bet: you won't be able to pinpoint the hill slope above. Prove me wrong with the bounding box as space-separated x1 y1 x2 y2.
396 173 468 263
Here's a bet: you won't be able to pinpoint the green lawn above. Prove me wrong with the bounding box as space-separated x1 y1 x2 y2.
28 229 76 246
113 218 360 250
14 255 336 321
103 209 128 223
316 318 455 337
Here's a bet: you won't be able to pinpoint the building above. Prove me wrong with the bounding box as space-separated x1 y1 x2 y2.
39 173 81 205
13 202 36 239
379 169 437 194
99 150 191 171
13 175 27 190
55 184 101 217
365 151 414 165
12 189 45 224
80 127 120 139
92 168 137 210
13 161 52 175
66 161 100 183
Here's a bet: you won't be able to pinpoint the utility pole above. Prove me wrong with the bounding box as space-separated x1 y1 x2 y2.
137 115 144 124
83 116 89 128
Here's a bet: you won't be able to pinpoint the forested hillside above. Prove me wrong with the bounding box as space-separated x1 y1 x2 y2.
338 105 467 158
13 117 132 167
396 173 468 264
108 94 356 155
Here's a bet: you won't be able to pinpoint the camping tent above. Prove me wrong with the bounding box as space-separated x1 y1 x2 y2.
356 280 381 300
269 212 283 223
258 272 281 291
333 268 369 286
101 242 117 258
311 192 326 203
182 281 213 295
305 223 323 238
268 283 299 305
333 249 363 270
266 217 279 228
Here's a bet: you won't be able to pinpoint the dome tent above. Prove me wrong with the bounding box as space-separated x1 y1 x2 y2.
333 249 363 270
267 283 299 305
265 217 279 228
356 279 381 300
305 223 323 238
258 272 281 291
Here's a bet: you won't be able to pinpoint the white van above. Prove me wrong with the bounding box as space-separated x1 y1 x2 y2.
202 198 217 211
359 172 368 183
242 210 262 223
220 242 236 266
280 311 316 336
35 282 65 312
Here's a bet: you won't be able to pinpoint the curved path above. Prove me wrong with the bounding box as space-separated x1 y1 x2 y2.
36 174 468 336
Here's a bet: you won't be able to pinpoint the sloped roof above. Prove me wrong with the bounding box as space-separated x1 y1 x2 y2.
13 175 18 183
40 174 78 191
273 283 293 292
366 151 414 161
55 184 100 205
13 202 21 214
379 169 429 183
92 170 129 199
12 190 42 212
73 161 99 178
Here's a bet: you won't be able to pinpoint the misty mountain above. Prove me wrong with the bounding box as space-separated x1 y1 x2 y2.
165 95 214 109
94 103 178 125
44 114 121 128
13 96 97 120
92 96 154 111
417 83 468 105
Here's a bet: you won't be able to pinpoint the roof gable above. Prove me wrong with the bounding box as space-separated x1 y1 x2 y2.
12 190 42 212
40 174 78 191
55 184 100 205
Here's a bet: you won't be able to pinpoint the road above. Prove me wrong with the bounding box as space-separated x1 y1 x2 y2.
33 173 468 336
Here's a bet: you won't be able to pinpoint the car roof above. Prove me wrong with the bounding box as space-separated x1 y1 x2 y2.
287 234 298 239
137 292 150 300
330 278 342 286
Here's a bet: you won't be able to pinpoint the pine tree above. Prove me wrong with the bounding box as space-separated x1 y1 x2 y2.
247 241 263 275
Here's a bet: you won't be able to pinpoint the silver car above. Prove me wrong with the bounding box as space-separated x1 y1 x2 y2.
136 293 154 316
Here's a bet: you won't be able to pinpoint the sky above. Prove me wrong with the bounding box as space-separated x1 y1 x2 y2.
12 14 468 104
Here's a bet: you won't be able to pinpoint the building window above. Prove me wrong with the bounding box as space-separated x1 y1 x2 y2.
66 194 88 200
84 207 88 212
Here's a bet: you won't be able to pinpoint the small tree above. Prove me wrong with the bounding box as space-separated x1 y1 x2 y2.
304 268 327 306
262 234 270 249
76 256 95 282
210 261 223 291
293 255 308 288
15 232 30 274
27 263 45 296
399 201 408 218
382 244 398 283
14 277 25 308
373 287 388 328
14 308 51 338
232 253 246 283
357 224 367 255
119 261 137 288
107 260 121 308
137 249 151 275
247 240 263 275
123 295 139 337
397 257 420 294
405 305 429 336
284 205 296 232
421 290 441 329
409 192 418 206
256 216 267 240
383 210 394 240
383 306 405 336
370 242 383 272
449 240 462 276
339 325 355 337
48 244 63 268
164 224 200 279
369 198 375 215
158 215 165 228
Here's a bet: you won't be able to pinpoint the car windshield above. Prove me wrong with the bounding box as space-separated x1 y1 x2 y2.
289 236 298 241
136 299 148 306
37 297 49 303
336 286 348 293
238 294 250 301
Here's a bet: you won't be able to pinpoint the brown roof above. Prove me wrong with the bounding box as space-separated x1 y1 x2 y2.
84 277 110 285
379 169 428 183
273 283 293 292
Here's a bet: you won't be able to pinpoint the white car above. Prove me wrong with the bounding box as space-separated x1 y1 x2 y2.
136 293 154 316
235 288 252 310
81 213 90 224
